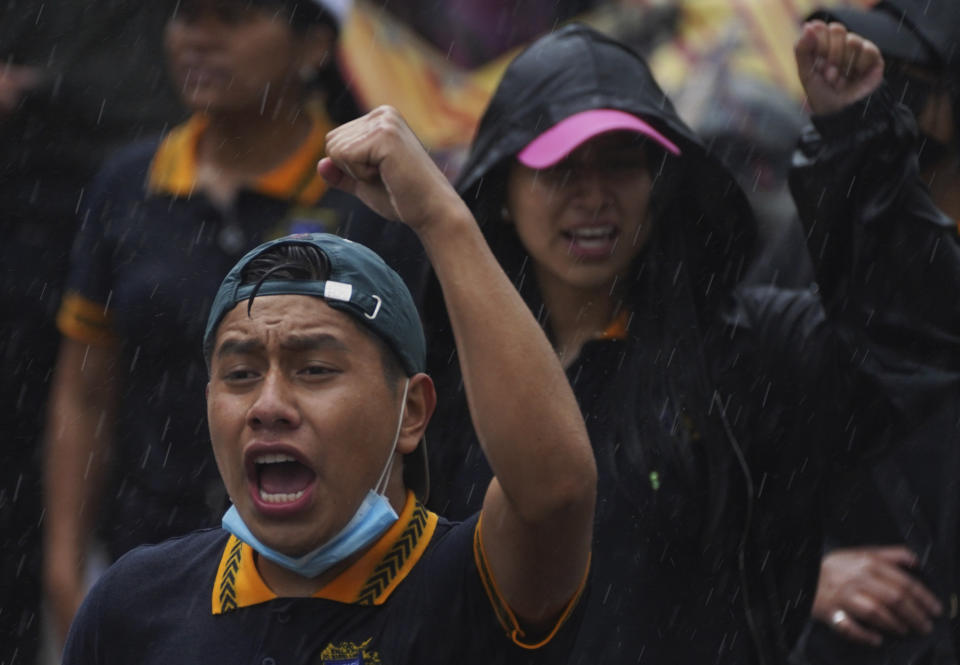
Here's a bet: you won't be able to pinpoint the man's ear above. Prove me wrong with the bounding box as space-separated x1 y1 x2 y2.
396 373 436 455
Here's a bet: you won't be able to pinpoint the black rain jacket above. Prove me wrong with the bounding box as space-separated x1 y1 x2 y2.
421 24 957 665
791 2 960 660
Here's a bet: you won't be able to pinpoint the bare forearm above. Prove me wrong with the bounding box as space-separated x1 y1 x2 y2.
43 340 117 637
318 104 595 519
319 106 596 624
44 389 113 560
418 209 596 523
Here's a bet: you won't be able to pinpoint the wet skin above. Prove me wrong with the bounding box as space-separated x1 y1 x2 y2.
206 295 417 558
164 1 328 114
505 132 655 299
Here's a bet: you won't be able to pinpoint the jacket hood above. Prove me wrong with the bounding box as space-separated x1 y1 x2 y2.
873 0 960 72
455 24 756 321
811 0 960 73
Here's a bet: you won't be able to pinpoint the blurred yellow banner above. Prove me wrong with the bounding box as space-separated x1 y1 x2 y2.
339 0 876 151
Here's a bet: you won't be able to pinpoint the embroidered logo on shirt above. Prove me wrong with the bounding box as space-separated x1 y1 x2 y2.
318 638 381 665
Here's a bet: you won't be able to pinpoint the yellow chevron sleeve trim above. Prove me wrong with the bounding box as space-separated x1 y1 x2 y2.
56 292 118 346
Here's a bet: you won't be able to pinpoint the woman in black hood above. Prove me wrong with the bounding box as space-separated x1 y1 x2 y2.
422 22 957 665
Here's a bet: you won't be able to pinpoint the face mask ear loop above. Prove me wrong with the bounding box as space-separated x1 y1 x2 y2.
374 378 411 495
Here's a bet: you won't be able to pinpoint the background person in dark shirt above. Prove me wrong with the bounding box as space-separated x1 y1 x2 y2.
791 2 960 663
42 0 424 646
0 2 183 662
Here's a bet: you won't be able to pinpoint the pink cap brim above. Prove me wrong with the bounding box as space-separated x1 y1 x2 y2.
517 109 681 168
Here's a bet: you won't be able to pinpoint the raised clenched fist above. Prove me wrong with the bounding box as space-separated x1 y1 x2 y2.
317 106 466 233
795 20 885 116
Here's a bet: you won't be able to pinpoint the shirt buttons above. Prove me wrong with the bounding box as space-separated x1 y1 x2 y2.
262 658 276 665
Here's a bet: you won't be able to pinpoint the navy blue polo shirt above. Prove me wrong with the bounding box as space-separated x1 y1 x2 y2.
63 493 586 664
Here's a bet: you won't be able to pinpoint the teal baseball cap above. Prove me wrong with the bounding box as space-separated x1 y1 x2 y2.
203 232 426 376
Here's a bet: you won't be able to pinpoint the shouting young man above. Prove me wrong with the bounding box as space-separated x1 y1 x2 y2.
61 108 596 664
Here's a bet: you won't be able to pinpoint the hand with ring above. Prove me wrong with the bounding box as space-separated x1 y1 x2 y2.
812 546 943 646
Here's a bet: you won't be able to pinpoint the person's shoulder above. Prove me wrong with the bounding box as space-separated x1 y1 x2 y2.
425 512 478 547
106 528 229 585
100 136 163 174
402 512 477 580
82 529 228 622
401 512 486 599
87 136 164 196
735 282 818 309
403 511 587 662
394 513 484 614
64 529 229 664
725 284 823 336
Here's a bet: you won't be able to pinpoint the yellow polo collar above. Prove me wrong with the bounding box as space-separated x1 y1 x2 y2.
212 491 438 614
148 101 333 207
598 309 631 341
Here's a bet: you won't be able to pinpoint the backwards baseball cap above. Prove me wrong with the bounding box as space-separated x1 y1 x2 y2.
203 232 430 498
517 108 681 169
204 232 425 374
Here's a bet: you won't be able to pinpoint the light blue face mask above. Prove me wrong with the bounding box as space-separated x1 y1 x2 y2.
222 379 410 579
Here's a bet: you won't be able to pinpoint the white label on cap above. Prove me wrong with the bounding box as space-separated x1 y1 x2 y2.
324 281 353 302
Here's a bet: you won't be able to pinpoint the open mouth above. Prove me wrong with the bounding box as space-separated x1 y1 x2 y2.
563 225 620 256
252 453 316 505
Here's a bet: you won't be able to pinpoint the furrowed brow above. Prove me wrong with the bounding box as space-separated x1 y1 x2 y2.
281 333 350 353
216 338 264 359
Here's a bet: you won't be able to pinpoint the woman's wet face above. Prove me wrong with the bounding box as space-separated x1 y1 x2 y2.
505 131 655 294
164 0 330 113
